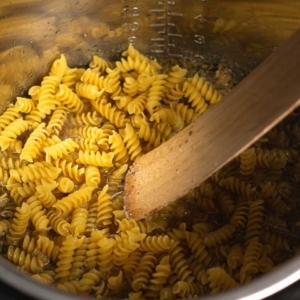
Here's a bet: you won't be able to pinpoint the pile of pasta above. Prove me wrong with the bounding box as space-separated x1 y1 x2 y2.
0 45 300 299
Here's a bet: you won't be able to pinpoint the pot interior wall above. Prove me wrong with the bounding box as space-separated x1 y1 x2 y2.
0 1 300 299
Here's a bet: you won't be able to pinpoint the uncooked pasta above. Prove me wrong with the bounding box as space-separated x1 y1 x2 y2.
0 44 299 299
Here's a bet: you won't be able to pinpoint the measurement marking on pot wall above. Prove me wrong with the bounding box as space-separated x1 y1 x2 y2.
121 4 140 44
150 0 183 56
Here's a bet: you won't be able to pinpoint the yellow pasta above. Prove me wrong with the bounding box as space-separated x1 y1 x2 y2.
6 202 31 245
46 105 68 135
37 76 60 115
49 54 67 80
68 111 102 127
7 245 44 274
0 105 20 132
70 207 88 236
52 186 94 214
0 118 29 151
56 84 84 113
76 150 114 167
35 185 57 208
47 210 70 236
44 138 79 162
108 130 130 165
0 44 299 300
15 97 36 113
55 234 84 280
123 123 143 161
57 176 75 193
91 98 129 128
85 165 101 188
206 267 239 294
20 123 48 162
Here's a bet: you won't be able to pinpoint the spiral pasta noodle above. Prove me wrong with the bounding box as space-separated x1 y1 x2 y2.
132 252 157 292
47 210 70 236
108 130 130 165
56 84 84 113
44 138 79 162
6 202 31 245
70 207 88 236
52 186 94 214
240 240 262 284
0 118 29 151
15 97 36 113
127 93 147 115
123 251 143 278
85 166 101 188
49 54 67 80
35 185 56 208
7 245 44 274
206 267 239 294
68 111 102 127
96 185 113 227
46 105 68 135
145 74 167 115
91 98 129 128
188 73 222 104
10 164 61 183
77 150 114 167
25 108 46 128
146 255 171 294
123 123 143 161
20 123 48 162
53 159 85 183
245 199 264 244
62 68 78 89
37 76 60 114
55 234 84 280
27 195 50 231
0 105 20 132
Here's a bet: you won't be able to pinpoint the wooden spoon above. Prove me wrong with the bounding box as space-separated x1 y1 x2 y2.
124 28 300 221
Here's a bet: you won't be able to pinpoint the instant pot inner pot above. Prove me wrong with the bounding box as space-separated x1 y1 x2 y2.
1 1 300 300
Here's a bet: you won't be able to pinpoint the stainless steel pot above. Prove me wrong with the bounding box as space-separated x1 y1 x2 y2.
0 1 300 299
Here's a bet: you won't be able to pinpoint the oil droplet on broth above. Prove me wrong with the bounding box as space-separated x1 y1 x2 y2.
194 35 206 45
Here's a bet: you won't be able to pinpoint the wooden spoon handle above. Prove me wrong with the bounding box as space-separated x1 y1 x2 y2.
124 29 300 221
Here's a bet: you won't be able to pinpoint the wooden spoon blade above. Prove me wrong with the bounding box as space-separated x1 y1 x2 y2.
124 29 300 221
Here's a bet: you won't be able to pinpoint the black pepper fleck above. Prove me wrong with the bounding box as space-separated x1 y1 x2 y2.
189 131 193 136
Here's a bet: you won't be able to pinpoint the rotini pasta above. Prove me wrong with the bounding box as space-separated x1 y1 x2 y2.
76 150 114 167
0 105 20 132
15 97 36 113
37 76 60 114
57 176 75 193
7 245 44 274
0 44 299 300
206 267 239 294
91 98 129 128
56 84 84 113
55 234 84 280
46 105 68 135
52 186 94 214
44 138 79 162
20 123 48 162
0 118 29 151
6 202 31 245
